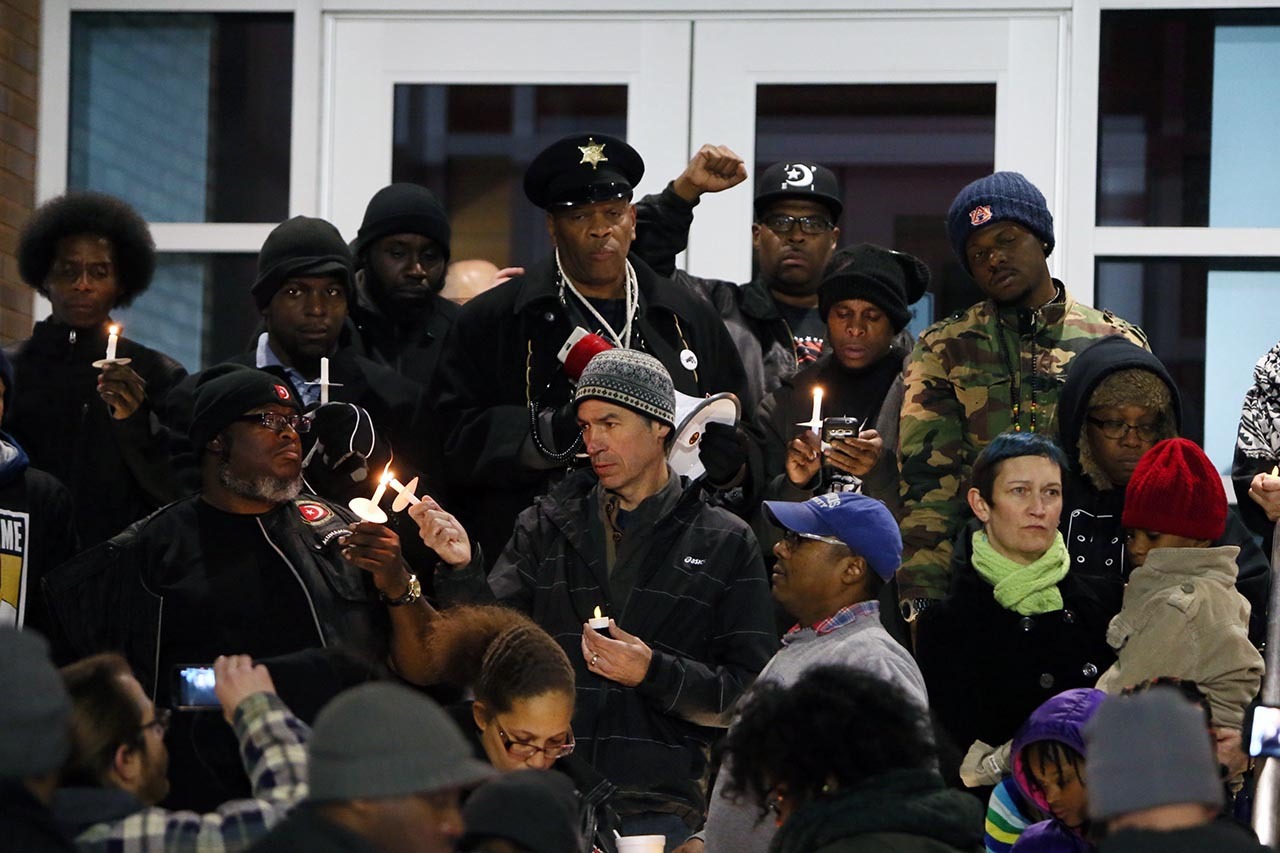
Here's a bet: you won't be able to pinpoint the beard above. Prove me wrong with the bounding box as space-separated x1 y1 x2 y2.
216 447 303 504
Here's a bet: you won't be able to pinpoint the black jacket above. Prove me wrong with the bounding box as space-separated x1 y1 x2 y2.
5 319 186 547
1098 822 1270 853
435 468 776 823
434 254 749 567
915 522 1115 757
347 270 459 398
41 495 390 696
1056 335 1271 643
0 783 77 853
0 433 78 638
635 184 801 411
249 804 379 853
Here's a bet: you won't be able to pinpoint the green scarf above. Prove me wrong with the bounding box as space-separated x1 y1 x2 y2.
971 529 1069 615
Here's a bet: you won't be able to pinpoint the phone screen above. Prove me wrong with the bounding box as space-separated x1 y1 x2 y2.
173 665 218 710
1249 706 1280 757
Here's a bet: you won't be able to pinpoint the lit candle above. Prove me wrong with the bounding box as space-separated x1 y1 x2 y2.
1272 466 1279 477
105 324 120 361
319 357 330 405
389 477 421 507
809 386 823 426
370 470 390 506
588 606 610 631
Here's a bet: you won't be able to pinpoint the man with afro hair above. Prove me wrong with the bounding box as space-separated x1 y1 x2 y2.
6 191 186 548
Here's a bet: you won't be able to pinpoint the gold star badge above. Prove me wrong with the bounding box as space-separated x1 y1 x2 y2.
578 138 609 170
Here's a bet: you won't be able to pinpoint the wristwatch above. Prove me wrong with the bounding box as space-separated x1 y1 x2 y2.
381 573 422 607
900 597 938 623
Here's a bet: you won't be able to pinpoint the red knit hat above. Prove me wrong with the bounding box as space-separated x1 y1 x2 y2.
1122 438 1226 540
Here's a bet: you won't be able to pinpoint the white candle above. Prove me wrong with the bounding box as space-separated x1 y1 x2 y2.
809 386 823 427
389 477 421 506
105 324 120 361
370 471 390 506
588 606 610 631
319 357 330 405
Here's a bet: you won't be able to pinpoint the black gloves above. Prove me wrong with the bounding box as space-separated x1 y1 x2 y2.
698 421 748 487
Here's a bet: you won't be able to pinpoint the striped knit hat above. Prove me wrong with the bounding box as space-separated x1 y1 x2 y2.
574 349 676 427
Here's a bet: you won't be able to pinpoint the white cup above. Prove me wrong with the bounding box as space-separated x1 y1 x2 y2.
616 835 666 853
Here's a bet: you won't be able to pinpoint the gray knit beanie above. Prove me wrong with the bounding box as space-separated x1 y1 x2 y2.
1084 688 1223 822
307 683 495 802
0 629 71 780
947 171 1054 272
574 349 676 427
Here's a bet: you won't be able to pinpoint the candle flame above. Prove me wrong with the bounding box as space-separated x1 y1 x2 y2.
108 324 119 335
1272 466 1279 477
593 606 602 619
380 463 393 485
813 386 822 397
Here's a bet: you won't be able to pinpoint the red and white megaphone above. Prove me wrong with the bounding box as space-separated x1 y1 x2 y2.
558 326 740 478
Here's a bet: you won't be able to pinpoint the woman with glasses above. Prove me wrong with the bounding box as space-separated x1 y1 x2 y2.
720 665 982 853
420 605 621 853
1054 336 1268 642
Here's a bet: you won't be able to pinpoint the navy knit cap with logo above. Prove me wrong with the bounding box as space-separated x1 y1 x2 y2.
574 349 676 428
189 364 301 452
946 171 1055 273
251 216 354 311
524 133 645 210
754 162 843 221
763 492 903 581
818 243 930 333
352 183 452 265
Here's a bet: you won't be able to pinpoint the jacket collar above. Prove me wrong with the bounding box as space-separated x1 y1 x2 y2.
1124 545 1242 599
510 254 685 316
52 786 145 838
739 276 783 320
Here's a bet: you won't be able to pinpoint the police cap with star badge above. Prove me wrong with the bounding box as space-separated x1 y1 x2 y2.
524 132 645 210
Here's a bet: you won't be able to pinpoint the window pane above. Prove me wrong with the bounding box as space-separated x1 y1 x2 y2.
392 84 627 268
1095 258 1280 473
1097 10 1280 227
69 13 293 223
756 83 996 331
116 253 259 371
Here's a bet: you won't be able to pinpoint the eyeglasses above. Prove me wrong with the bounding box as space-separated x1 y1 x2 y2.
497 723 575 760
1086 417 1159 443
140 707 172 736
236 412 311 434
780 529 846 549
49 261 114 285
760 214 834 235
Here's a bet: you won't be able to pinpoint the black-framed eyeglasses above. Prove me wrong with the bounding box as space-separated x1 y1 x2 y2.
140 707 172 736
780 529 845 550
1086 417 1159 443
236 412 311 435
760 214 834 235
497 722 575 760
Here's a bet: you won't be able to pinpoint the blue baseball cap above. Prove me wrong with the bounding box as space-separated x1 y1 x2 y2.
763 492 902 580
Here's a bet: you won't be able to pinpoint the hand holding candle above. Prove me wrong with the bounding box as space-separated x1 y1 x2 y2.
348 468 391 524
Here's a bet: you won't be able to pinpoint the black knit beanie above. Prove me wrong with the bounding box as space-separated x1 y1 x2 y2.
189 364 301 451
352 183 451 262
818 243 930 333
251 216 354 310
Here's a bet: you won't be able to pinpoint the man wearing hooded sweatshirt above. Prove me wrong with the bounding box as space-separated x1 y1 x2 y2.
1055 336 1269 642
0 350 78 636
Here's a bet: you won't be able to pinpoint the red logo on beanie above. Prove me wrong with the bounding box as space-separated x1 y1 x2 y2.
969 205 993 226
273 384 291 400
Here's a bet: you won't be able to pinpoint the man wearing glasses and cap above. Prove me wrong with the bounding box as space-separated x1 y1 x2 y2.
435 133 748 569
631 149 845 408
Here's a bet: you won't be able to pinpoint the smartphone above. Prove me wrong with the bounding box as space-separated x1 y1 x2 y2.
1248 704 1280 758
821 416 863 443
172 664 219 711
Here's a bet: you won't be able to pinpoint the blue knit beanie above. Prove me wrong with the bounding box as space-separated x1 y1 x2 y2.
947 171 1054 272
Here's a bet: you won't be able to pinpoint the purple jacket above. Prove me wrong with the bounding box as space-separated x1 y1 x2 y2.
1010 688 1107 852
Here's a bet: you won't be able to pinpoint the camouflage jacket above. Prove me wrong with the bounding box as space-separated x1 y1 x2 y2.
897 284 1147 602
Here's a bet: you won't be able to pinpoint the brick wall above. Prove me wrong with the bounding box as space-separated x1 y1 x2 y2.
0 1 37 345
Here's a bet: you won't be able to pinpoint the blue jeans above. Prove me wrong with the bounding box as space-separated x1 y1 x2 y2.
619 813 694 852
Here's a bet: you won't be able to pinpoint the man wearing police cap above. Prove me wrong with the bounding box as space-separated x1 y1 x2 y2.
435 133 748 567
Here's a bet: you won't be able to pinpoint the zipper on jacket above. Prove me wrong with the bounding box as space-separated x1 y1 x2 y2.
256 516 327 647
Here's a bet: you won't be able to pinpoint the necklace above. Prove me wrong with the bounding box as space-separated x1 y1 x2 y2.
555 248 637 349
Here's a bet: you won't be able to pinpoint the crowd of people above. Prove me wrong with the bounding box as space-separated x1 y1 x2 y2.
1 131 1279 853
